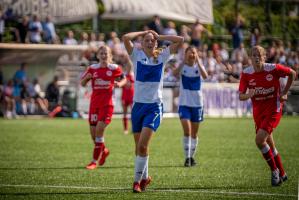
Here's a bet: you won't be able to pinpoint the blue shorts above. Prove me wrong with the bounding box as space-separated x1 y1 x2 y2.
178 105 204 123
131 102 163 133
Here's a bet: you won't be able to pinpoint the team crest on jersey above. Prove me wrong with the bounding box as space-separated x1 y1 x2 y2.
106 70 112 76
266 74 273 81
93 72 98 78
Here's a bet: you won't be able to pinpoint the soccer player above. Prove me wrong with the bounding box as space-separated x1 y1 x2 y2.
120 54 134 134
122 30 183 192
81 45 127 170
238 45 296 186
172 46 208 167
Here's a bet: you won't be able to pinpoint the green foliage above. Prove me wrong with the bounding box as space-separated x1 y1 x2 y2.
0 117 298 200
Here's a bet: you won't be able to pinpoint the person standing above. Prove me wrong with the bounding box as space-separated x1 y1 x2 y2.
123 30 183 192
81 45 126 170
239 45 296 186
172 46 208 167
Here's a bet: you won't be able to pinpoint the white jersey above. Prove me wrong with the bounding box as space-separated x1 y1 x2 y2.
178 63 203 107
130 47 171 103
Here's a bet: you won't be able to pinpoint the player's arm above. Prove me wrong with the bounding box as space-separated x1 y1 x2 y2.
239 73 254 101
80 72 92 87
114 74 127 88
280 68 296 101
158 35 184 54
196 56 208 80
122 31 148 55
239 89 255 101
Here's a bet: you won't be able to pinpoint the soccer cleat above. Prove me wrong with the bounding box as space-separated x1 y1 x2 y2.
140 176 152 191
271 169 282 186
86 162 97 170
190 157 197 166
281 173 288 182
184 158 191 167
133 182 141 193
99 148 109 166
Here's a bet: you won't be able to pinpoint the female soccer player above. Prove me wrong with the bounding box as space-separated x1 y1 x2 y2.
239 45 296 186
123 30 183 192
81 45 127 170
120 54 134 134
172 46 208 167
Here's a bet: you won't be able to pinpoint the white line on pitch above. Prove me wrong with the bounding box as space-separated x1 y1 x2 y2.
0 184 296 198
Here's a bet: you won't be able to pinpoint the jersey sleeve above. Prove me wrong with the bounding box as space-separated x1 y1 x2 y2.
80 67 92 80
275 64 291 78
130 47 138 63
113 66 123 78
238 73 248 93
160 47 171 63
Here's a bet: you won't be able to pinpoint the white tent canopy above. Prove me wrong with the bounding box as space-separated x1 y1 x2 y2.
102 0 213 24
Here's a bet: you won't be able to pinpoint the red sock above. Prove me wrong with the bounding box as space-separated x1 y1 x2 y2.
262 149 277 171
123 117 128 131
274 153 285 177
93 142 105 161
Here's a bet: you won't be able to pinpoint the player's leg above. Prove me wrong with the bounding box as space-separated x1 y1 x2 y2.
255 129 281 186
189 106 203 166
179 106 192 167
267 135 287 181
190 122 199 166
135 127 153 192
122 101 129 134
86 108 98 169
95 121 110 166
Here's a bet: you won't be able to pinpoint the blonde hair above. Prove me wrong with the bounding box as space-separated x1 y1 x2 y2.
97 45 113 63
252 45 266 58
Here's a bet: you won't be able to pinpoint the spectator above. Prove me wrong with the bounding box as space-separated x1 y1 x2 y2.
250 27 261 47
15 16 29 43
63 30 78 45
231 43 248 63
179 25 191 43
106 31 118 48
190 19 211 48
0 10 5 42
3 79 16 118
230 14 245 49
43 15 56 44
13 63 28 86
147 15 164 34
28 15 43 44
219 42 229 62
79 32 89 45
32 78 49 114
45 76 60 111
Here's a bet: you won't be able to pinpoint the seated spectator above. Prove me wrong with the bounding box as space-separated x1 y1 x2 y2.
3 79 16 118
45 76 61 117
231 43 248 63
43 15 57 44
29 15 43 44
32 79 49 114
63 30 78 45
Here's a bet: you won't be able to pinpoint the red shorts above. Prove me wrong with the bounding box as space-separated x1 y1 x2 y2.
89 105 114 126
122 98 133 107
254 111 282 134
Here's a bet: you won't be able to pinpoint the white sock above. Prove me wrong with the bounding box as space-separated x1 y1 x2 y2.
190 137 198 158
95 136 104 143
141 156 149 180
183 136 191 158
134 156 148 182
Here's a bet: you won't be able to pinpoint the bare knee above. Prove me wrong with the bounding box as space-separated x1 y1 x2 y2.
138 144 148 156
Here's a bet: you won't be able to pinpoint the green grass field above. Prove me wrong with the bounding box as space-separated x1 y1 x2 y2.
0 117 298 200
